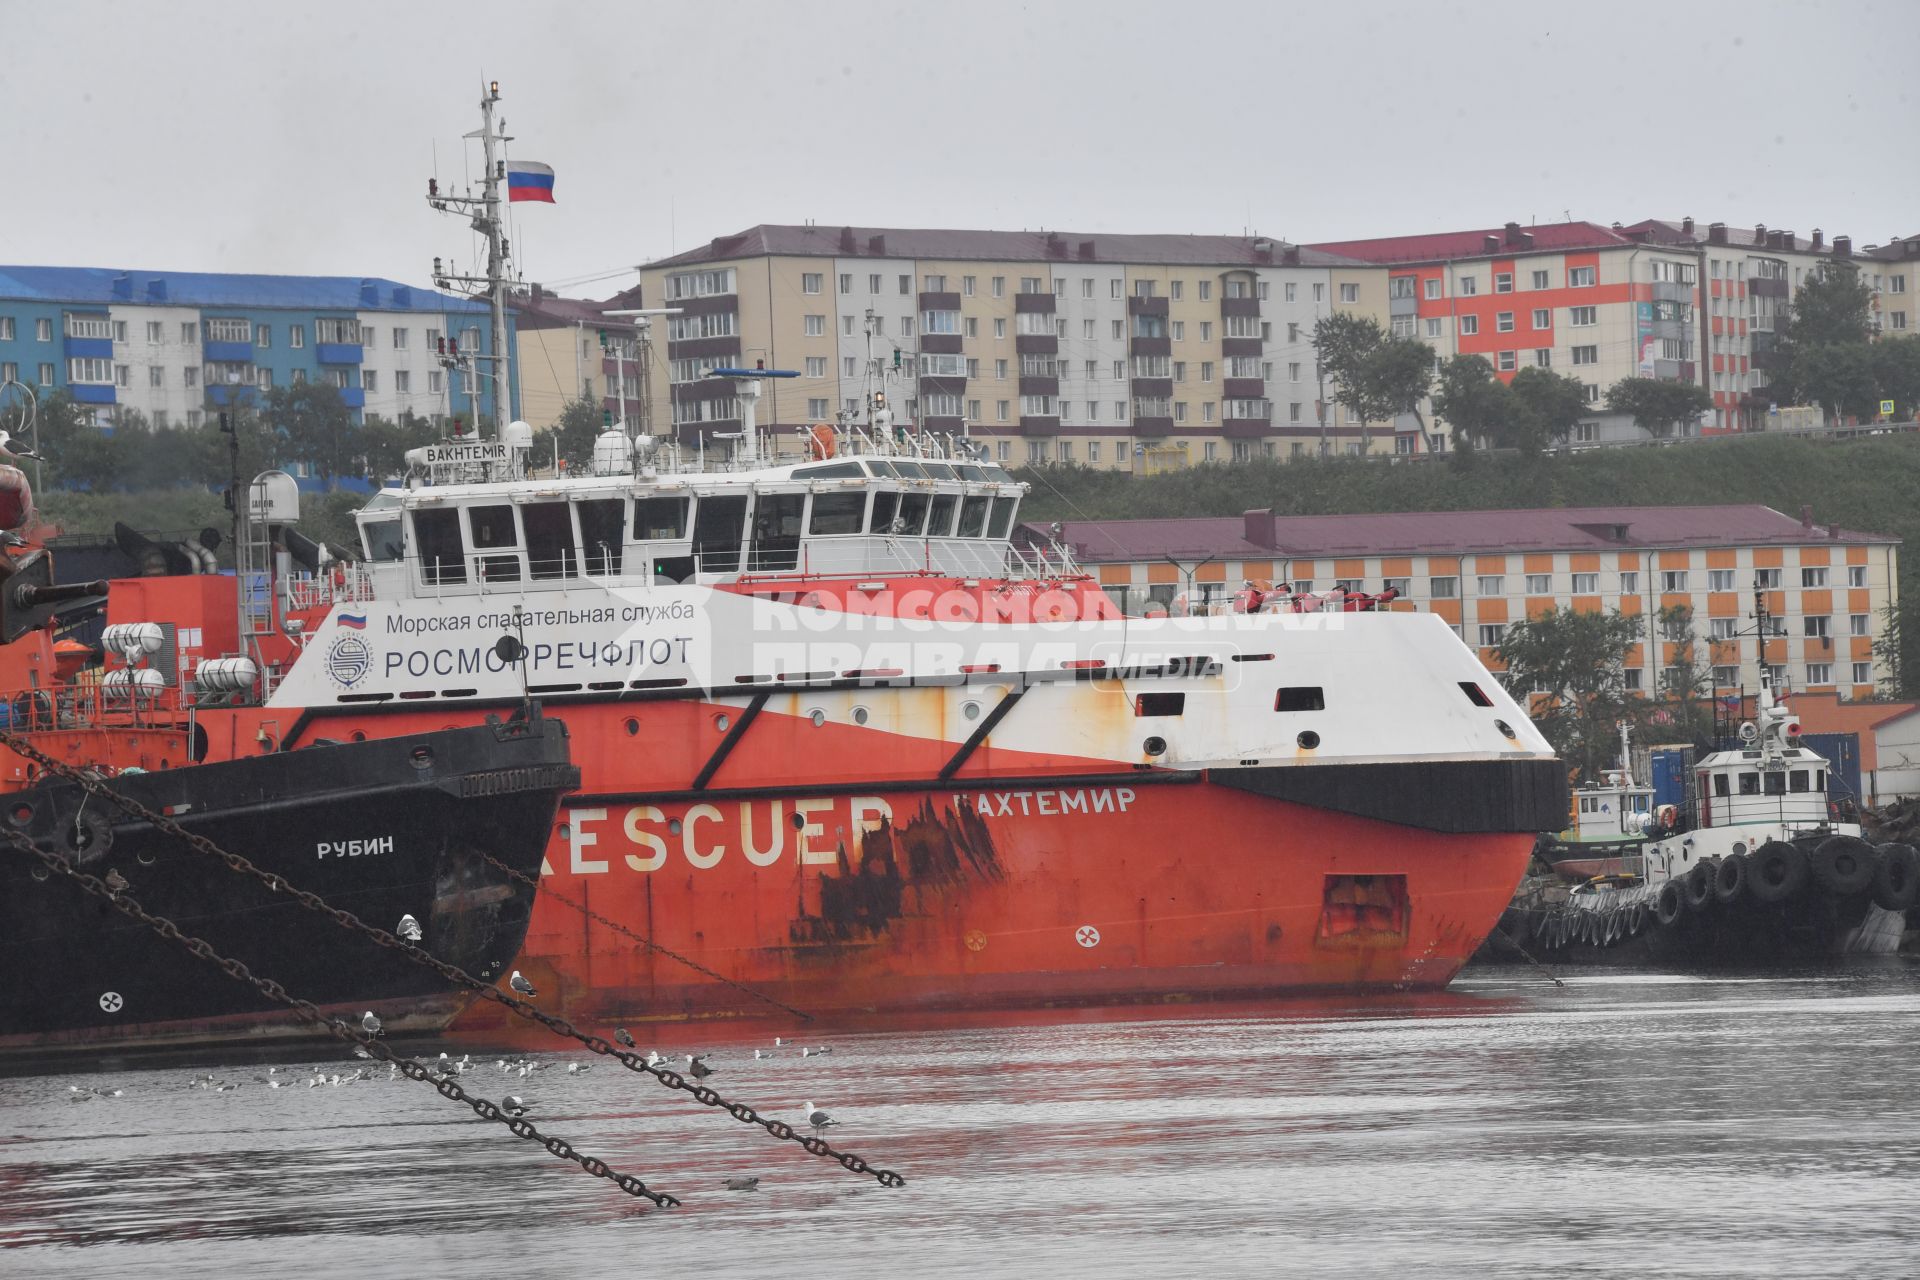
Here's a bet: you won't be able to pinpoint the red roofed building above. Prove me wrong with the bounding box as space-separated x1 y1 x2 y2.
1307 221 1709 450
1024 503 1900 700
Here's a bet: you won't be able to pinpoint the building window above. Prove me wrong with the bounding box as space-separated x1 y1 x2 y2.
37 363 54 385
995 318 1007 339
1496 312 1515 332
1498 350 1516 371
1754 568 1782 589
358 369 374 393
1458 277 1479 297
1426 317 1443 338
1284 282 1298 302
35 318 53 342
1535 350 1553 368
1429 576 1458 598
1339 283 1359 303
1172 361 1186 383
1807 663 1833 686
428 370 443 393
1854 661 1874 685
67 357 114 384
1476 575 1504 595
1801 566 1827 588
1478 623 1507 647
837 273 853 295
1708 569 1734 591
1170 281 1184 301
1571 572 1598 594
987 276 1004 298
804 314 825 337
1174 321 1188 340
995 400 1009 421
1625 668 1644 692
1424 278 1441 300
925 274 947 292
290 325 305 348
1531 308 1550 330
1710 665 1738 688
1571 346 1598 365
1804 615 1830 638
1313 283 1325 302
1569 266 1595 287
395 370 410 393
1851 613 1871 637
1525 573 1551 594
1459 316 1479 335
1495 272 1513 293
148 365 164 387
899 275 912 294
1661 570 1689 592
804 356 827 377
1570 306 1597 327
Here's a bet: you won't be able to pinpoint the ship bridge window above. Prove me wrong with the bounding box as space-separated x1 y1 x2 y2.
636 495 690 541
1459 681 1495 707
955 464 986 481
412 508 465 585
750 492 805 571
866 459 899 478
892 461 928 480
362 516 404 562
874 490 929 536
921 462 958 481
1739 772 1760 795
522 501 577 581
468 504 520 583
982 465 1015 482
1764 772 1787 796
809 491 868 536
1135 692 1186 717
793 461 865 480
577 498 625 575
1713 773 1731 797
691 494 747 574
1789 770 1811 792
987 496 1019 539
927 494 959 537
1275 686 1326 712
956 494 991 538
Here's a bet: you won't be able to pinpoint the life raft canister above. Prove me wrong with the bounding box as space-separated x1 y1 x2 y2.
807 424 836 461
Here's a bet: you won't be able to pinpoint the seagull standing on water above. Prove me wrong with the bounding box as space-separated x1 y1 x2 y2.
502 1095 529 1118
804 1101 836 1132
396 913 423 942
509 970 537 997
614 1027 637 1049
685 1054 714 1079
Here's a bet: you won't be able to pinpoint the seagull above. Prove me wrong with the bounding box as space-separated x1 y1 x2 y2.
685 1054 714 1079
722 1176 761 1192
360 1011 383 1036
614 1028 637 1049
509 970 537 997
396 913 423 942
645 1050 665 1068
0 429 41 464
104 868 130 892
753 1049 770 1060
501 1095 529 1118
774 1036 785 1046
269 1080 284 1089
801 1046 832 1058
805 1101 836 1132
566 1062 590 1074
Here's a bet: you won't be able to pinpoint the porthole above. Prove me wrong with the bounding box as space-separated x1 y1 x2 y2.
137 850 156 866
1142 736 1167 757
558 823 571 840
9 801 34 827
350 731 367 743
669 818 683 835
1297 730 1321 750
962 701 982 721
808 708 827 728
851 706 871 726
625 718 640 736
1495 719 1517 740
790 811 806 831
714 713 731 733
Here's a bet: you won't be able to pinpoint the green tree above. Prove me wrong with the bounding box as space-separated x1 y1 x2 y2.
1432 354 1509 452
361 410 439 482
546 396 605 473
1774 261 1880 423
1312 314 1435 451
1496 607 1645 780
1505 365 1588 455
1872 335 1920 420
1648 604 1715 749
1875 603 1909 698
1606 377 1713 438
264 383 356 489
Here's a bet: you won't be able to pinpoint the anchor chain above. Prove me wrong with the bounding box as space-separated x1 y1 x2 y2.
0 728 905 1189
0 823 677 1207
477 849 814 1022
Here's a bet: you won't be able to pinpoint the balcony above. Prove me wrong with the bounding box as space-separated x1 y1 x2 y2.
339 387 366 409
1014 333 1058 356
1224 377 1265 399
918 291 961 311
202 340 255 363
1651 280 1694 305
1014 293 1056 314
1129 336 1171 357
69 384 116 405
1221 337 1263 358
1132 415 1174 437
316 343 364 365
920 375 967 398
1019 415 1063 436
1749 275 1790 300
920 333 963 355
1126 295 1169 316
1130 377 1173 399
668 335 741 362
1222 416 1272 440
1653 359 1697 383
1221 296 1261 319
1017 375 1059 396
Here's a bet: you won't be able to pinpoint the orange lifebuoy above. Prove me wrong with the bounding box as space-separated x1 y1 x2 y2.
807 424 836 460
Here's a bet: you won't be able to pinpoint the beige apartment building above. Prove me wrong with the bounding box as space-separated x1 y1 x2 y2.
633 225 1403 470
1032 504 1901 700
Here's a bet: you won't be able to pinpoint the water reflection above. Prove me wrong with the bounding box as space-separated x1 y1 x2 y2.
5 963 1920 1277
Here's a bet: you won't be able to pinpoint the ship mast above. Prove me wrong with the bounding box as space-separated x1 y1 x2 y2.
427 81 514 439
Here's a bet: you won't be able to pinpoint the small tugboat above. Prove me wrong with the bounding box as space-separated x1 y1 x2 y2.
1505 676 1916 963
0 706 575 1061
1536 723 1654 881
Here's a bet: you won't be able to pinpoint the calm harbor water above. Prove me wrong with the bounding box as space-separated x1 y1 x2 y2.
6 964 1920 1279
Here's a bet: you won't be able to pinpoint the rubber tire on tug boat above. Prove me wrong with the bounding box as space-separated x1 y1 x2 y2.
1811 834 1878 897
1654 879 1688 927
1714 852 1750 905
1684 860 1716 910
1749 841 1810 904
1872 842 1920 913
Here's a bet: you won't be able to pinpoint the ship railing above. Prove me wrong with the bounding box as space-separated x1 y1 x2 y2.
0 678 193 738
283 563 378 611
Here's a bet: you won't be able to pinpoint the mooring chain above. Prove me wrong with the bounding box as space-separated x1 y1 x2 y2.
476 849 814 1022
0 824 677 1207
0 729 905 1189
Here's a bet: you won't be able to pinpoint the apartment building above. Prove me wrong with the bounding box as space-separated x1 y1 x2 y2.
0 267 506 431
634 226 1392 470
1035 504 1899 700
511 283 645 431
1864 234 1919 337
1307 222 1708 449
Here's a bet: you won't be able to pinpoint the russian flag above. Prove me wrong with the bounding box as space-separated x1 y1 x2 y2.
507 161 556 204
338 613 367 630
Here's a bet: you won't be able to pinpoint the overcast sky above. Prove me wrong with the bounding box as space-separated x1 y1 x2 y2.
6 0 1914 298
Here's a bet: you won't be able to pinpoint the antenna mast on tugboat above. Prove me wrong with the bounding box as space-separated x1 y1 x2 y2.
426 80 514 439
